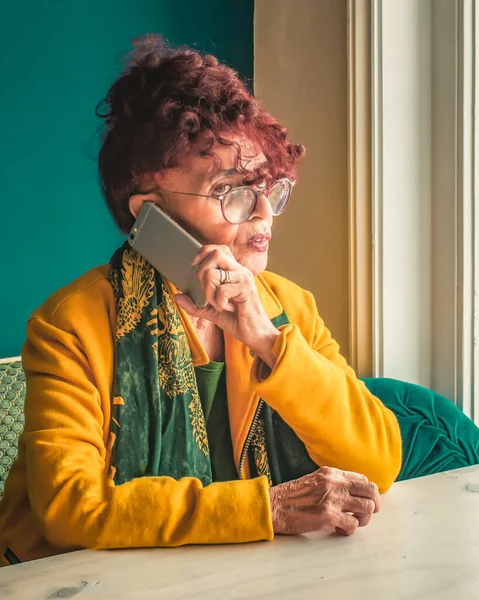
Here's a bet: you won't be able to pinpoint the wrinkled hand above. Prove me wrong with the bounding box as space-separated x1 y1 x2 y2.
174 245 280 367
269 466 381 536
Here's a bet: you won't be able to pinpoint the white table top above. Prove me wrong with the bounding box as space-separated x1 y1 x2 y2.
1 465 478 600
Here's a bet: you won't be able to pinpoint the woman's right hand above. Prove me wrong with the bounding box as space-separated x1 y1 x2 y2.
269 466 381 536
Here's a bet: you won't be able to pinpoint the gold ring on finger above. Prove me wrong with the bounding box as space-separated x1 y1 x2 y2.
217 268 226 285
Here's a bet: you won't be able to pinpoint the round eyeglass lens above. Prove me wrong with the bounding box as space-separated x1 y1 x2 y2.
222 187 256 224
268 179 291 215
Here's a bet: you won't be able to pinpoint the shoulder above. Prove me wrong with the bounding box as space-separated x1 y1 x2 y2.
259 271 318 322
30 265 115 329
261 271 315 306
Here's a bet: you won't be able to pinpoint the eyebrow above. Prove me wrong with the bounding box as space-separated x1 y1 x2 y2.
216 162 269 178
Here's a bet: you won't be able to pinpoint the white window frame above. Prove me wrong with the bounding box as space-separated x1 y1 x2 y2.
474 0 479 422
347 0 373 376
348 0 478 423
455 0 477 421
429 0 478 423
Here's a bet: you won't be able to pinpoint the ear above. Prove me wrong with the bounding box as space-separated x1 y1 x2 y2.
128 194 147 219
128 191 164 219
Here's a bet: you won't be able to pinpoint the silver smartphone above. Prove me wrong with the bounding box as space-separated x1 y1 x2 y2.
128 202 207 307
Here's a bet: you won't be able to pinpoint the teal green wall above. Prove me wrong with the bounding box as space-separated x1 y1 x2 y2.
1 1 254 357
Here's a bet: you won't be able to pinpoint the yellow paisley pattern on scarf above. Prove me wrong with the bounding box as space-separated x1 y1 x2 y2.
111 248 208 457
156 285 197 396
188 393 209 456
114 249 155 340
155 282 209 456
250 417 272 486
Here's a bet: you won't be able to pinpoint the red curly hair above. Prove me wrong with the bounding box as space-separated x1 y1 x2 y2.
96 35 305 233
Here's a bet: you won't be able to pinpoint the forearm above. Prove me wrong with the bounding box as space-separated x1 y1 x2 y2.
26 450 273 549
252 325 402 492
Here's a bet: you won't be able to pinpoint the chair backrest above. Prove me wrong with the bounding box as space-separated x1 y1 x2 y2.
0 358 25 500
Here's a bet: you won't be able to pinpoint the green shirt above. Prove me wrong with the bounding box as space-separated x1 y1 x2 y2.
194 361 238 482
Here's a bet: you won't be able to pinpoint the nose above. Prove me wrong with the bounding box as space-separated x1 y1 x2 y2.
249 191 273 225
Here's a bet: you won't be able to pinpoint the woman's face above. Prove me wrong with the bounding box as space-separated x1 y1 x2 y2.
129 135 274 276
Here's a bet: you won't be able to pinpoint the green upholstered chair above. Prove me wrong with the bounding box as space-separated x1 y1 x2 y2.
0 358 25 500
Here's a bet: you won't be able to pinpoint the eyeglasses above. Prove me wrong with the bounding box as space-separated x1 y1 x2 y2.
140 178 294 225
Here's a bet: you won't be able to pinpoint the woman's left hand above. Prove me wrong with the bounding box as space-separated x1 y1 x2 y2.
174 245 280 368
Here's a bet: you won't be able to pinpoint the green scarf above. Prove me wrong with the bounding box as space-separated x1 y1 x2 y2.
108 242 318 486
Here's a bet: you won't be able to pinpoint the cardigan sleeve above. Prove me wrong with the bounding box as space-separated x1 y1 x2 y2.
251 291 402 493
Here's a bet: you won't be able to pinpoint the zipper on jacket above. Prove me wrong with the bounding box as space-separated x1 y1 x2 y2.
238 399 264 479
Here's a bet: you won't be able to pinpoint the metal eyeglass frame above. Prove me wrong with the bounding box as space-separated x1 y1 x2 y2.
139 178 295 224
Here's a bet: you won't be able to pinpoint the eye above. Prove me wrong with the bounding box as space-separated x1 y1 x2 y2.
212 182 233 196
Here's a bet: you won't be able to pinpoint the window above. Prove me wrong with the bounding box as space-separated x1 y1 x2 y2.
348 0 478 423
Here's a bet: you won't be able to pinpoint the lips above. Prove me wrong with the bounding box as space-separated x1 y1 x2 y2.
247 233 271 252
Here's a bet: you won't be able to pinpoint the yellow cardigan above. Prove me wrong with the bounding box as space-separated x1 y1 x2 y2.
0 266 401 565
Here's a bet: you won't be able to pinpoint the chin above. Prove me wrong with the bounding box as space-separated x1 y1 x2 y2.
239 252 269 276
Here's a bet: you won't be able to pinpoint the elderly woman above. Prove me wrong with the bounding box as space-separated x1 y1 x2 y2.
1 36 478 566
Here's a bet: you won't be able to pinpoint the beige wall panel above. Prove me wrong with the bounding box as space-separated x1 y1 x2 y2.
255 0 350 358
